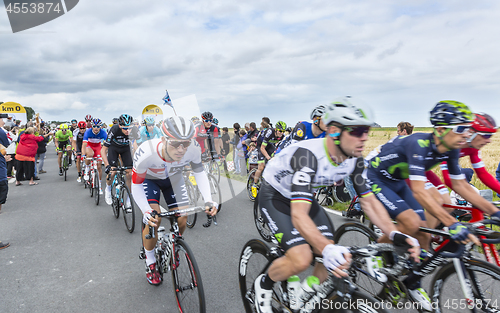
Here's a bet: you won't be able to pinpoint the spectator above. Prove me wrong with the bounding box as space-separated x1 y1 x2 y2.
15 127 51 186
397 121 414 136
35 124 50 175
230 123 241 173
247 142 258 172
4 116 15 128
496 162 500 197
235 129 247 175
244 123 250 133
0 117 12 212
5 126 17 178
244 122 258 147
221 127 230 171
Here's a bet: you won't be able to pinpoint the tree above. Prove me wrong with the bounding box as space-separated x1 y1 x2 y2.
24 106 35 120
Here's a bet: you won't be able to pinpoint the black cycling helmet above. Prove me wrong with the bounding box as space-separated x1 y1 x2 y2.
118 114 133 126
112 117 119 124
161 116 195 140
201 111 213 121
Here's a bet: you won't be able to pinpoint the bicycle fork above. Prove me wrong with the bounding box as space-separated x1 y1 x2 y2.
452 258 475 309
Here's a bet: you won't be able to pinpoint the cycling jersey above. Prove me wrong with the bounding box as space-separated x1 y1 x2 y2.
262 137 372 203
104 125 130 148
195 124 220 156
72 129 85 152
136 126 162 145
275 121 325 154
83 128 107 146
258 127 284 163
55 130 72 143
131 138 212 214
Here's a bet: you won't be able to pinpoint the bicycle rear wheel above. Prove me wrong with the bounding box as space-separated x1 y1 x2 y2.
430 258 500 313
254 199 273 243
246 168 259 202
239 239 284 313
120 185 135 233
315 186 334 206
171 239 206 313
333 182 351 203
332 223 385 301
207 173 222 213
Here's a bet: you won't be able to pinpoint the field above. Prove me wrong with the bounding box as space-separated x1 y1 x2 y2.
224 127 500 208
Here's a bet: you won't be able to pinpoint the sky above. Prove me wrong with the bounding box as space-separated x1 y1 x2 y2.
1 0 500 127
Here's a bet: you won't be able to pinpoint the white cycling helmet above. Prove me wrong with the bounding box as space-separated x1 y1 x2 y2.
322 96 374 127
310 104 326 120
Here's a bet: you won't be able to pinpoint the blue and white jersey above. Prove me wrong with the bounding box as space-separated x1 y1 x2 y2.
83 128 107 145
275 121 325 154
137 126 162 145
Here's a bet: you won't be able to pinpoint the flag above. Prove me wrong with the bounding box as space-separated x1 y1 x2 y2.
162 90 173 107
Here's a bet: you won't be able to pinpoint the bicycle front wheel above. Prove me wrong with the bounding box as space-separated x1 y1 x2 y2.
94 171 100 205
120 185 135 233
207 173 222 213
111 181 119 218
210 160 220 183
430 258 500 313
89 171 94 197
171 239 206 313
239 239 284 313
253 199 273 242
185 180 198 229
246 168 258 202
332 222 384 300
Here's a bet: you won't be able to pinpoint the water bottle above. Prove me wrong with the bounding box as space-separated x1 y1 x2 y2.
287 275 301 310
297 276 320 311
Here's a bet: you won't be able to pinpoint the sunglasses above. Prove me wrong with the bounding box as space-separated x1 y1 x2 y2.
344 126 370 138
92 125 101 129
168 140 191 149
203 119 212 123
476 132 494 139
441 125 471 134
121 127 131 130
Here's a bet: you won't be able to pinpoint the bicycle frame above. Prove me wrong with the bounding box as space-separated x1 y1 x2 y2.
443 203 500 267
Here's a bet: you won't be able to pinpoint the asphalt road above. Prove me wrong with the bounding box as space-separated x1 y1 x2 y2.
0 150 446 313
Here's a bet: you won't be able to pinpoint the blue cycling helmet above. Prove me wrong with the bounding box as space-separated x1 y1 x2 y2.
144 116 155 126
92 118 102 127
430 101 475 126
119 114 133 126
212 118 219 125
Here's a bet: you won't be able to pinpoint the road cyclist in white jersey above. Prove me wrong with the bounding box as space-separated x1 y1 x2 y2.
253 96 420 313
131 116 218 285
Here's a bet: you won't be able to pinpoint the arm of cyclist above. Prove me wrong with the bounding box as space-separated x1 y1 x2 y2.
131 170 159 227
260 143 272 161
452 177 500 217
101 145 110 168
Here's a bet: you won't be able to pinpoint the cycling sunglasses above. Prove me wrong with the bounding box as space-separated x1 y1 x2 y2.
343 126 370 138
476 132 494 139
441 125 471 134
168 140 191 149
203 119 212 123
121 126 131 130
92 125 101 128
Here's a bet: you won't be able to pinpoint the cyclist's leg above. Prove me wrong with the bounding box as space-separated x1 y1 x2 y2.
118 147 133 206
164 175 190 235
57 144 63 168
106 147 119 189
253 152 266 184
141 179 163 254
66 144 72 165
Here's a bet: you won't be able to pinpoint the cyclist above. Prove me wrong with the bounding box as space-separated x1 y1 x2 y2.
72 121 87 182
131 116 218 285
365 100 500 310
112 117 119 125
136 117 161 146
54 124 73 176
276 105 327 154
252 120 286 186
199 111 222 160
254 97 419 313
85 115 93 129
103 114 134 206
69 119 78 133
212 117 219 126
81 118 107 194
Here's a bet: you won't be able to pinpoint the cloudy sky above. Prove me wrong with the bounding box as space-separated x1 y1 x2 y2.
1 0 500 127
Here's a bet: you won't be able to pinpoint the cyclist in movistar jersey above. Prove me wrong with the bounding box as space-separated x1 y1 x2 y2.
275 104 327 154
136 117 161 146
54 124 73 176
365 101 500 310
253 97 419 313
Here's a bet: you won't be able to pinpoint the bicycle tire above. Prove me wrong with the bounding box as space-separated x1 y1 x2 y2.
89 170 94 198
121 184 135 233
253 199 273 243
111 180 120 218
239 239 283 313
185 180 198 229
207 173 222 213
332 223 385 300
171 239 206 313
315 187 334 206
94 171 100 205
210 160 220 183
246 168 259 202
430 258 500 313
333 183 351 203
63 153 68 181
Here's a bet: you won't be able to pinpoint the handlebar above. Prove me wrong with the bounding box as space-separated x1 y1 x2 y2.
420 218 500 246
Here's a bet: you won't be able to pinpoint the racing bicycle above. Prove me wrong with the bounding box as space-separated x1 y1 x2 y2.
109 166 136 233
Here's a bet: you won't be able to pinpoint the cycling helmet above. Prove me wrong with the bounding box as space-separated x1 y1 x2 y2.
201 111 213 121
429 101 474 126
112 118 119 124
92 118 102 127
212 118 219 125
310 104 326 120
471 113 497 133
161 116 195 140
275 121 287 131
191 116 200 123
118 114 133 126
322 96 374 127
71 119 77 123
285 127 292 133
60 123 69 130
144 116 155 126
85 115 92 122
77 121 86 129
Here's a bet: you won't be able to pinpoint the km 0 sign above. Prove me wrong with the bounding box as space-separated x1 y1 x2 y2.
3 0 79 33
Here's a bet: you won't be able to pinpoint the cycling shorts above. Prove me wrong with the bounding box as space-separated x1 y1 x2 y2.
86 142 102 160
366 169 426 221
257 150 270 164
57 141 71 151
257 179 335 252
143 175 189 209
107 145 133 167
